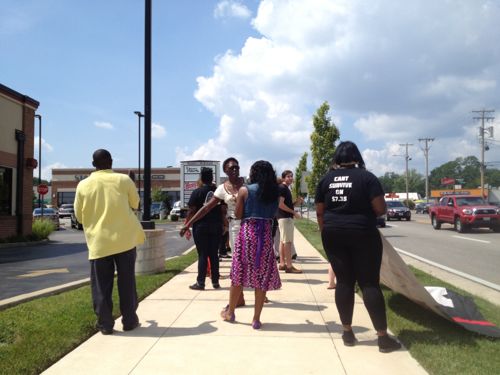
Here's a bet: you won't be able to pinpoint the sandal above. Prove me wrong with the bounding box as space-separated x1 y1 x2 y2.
220 305 235 322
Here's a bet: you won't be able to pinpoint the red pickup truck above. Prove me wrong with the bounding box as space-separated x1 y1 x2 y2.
429 195 500 233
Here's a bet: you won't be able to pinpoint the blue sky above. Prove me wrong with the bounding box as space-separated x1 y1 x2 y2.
2 0 500 182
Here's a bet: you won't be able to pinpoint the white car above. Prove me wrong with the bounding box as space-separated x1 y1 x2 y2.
170 201 182 216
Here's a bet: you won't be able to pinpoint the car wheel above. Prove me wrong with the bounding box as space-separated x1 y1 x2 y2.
78 223 83 230
455 217 466 233
492 225 500 233
406 216 411 221
431 215 441 229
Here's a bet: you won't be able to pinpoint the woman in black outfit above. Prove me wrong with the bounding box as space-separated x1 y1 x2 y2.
185 167 222 290
315 141 401 353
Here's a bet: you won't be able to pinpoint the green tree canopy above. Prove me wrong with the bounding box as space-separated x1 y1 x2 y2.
306 101 340 195
429 156 481 189
293 152 308 199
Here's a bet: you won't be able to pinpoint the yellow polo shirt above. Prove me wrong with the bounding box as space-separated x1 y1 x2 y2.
74 169 145 260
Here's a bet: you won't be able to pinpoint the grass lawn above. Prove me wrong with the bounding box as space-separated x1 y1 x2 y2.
0 250 197 375
295 218 500 375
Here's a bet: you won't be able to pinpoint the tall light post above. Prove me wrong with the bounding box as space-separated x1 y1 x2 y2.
133 111 144 199
394 143 413 204
34 114 43 217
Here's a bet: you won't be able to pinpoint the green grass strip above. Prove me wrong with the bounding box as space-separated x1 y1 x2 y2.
295 218 500 375
0 249 198 375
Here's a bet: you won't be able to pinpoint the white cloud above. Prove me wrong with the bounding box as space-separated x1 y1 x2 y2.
34 162 67 181
94 121 114 130
152 123 166 139
214 1 252 19
186 0 500 179
34 137 54 152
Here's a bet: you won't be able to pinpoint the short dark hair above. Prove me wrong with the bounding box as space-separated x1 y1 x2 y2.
222 157 239 172
281 170 293 179
200 167 213 184
92 149 112 169
332 141 366 169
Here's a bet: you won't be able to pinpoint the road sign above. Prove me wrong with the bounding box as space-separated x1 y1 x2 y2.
440 177 455 185
37 184 49 195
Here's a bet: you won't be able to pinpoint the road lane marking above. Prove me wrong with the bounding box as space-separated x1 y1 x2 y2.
17 268 70 279
452 235 490 244
394 247 500 292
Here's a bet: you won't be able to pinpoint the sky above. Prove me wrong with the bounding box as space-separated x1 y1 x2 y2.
2 0 500 182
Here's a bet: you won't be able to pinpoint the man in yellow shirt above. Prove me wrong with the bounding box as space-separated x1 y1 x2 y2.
74 149 145 335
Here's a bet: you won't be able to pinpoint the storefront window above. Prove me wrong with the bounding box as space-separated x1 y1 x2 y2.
0 167 13 215
57 192 75 206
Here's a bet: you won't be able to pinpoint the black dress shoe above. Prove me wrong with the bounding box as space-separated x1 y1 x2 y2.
99 327 114 335
189 283 205 290
213 283 221 289
342 330 356 346
123 321 140 332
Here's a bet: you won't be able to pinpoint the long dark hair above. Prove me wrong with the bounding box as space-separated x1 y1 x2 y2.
249 160 279 203
332 141 366 169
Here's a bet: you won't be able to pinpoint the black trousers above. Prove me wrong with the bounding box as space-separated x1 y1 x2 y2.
90 248 139 330
321 228 387 331
193 223 221 286
219 231 229 255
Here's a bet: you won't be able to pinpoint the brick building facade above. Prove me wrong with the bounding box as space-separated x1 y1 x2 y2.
0 83 39 239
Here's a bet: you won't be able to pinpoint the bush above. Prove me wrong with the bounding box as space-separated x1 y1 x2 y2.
32 219 55 240
170 214 179 222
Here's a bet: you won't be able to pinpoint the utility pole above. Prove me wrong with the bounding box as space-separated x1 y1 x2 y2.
418 138 434 203
472 109 495 199
399 143 413 204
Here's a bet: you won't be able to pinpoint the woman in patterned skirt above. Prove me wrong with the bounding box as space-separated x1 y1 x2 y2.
220 160 281 329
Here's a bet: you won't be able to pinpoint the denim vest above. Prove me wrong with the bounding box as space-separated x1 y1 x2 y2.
243 183 278 219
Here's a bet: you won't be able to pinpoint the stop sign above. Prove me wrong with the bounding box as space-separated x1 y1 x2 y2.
37 184 49 195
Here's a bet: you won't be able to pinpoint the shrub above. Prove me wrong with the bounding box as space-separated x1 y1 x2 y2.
32 219 55 240
170 214 179 222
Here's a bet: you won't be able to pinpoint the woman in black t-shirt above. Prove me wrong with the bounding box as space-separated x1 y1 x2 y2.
315 141 401 353
185 168 223 291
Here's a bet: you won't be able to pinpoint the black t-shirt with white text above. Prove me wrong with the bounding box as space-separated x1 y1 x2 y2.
315 168 384 229
188 184 222 227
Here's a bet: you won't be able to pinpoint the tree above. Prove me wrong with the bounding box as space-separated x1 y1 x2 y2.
152 187 164 202
429 156 481 189
293 152 308 200
306 101 340 195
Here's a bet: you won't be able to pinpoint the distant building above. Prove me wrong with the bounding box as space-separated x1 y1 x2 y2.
385 192 421 201
51 167 182 206
0 83 39 239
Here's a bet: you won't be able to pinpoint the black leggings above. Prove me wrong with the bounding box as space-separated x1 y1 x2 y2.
321 228 387 331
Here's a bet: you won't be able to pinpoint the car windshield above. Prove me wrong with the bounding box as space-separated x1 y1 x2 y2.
386 201 405 208
34 208 56 214
456 197 486 206
173 201 181 208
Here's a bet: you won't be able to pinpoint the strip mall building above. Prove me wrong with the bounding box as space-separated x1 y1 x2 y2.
51 168 182 206
0 84 39 239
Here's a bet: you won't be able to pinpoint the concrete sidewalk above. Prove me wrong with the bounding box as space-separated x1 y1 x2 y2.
43 229 427 375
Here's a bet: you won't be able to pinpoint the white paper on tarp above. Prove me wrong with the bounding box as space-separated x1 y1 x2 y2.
379 234 448 320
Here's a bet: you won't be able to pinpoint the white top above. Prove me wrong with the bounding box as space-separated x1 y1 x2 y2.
214 182 237 218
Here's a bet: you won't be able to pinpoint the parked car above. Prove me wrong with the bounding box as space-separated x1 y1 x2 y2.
58 203 74 218
415 202 433 214
170 201 182 216
386 200 411 221
429 195 500 233
70 212 83 230
151 202 167 220
33 208 59 229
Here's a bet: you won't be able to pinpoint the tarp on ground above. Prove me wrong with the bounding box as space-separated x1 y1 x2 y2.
379 234 500 338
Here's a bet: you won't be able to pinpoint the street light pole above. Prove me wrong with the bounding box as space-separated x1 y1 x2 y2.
35 114 43 218
134 111 144 199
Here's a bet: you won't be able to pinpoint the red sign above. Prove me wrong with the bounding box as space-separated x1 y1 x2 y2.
440 178 455 185
37 184 49 195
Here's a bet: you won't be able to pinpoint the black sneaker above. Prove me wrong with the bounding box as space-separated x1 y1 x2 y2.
189 283 205 290
378 335 402 353
98 327 114 335
292 254 297 260
213 283 221 289
342 330 356 346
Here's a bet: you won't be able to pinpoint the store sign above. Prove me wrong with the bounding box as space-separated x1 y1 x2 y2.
180 161 220 207
441 177 455 185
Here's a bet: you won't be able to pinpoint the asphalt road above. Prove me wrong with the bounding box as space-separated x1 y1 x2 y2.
0 219 194 301
381 213 500 286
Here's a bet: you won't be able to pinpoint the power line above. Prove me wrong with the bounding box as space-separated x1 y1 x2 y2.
472 109 495 197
